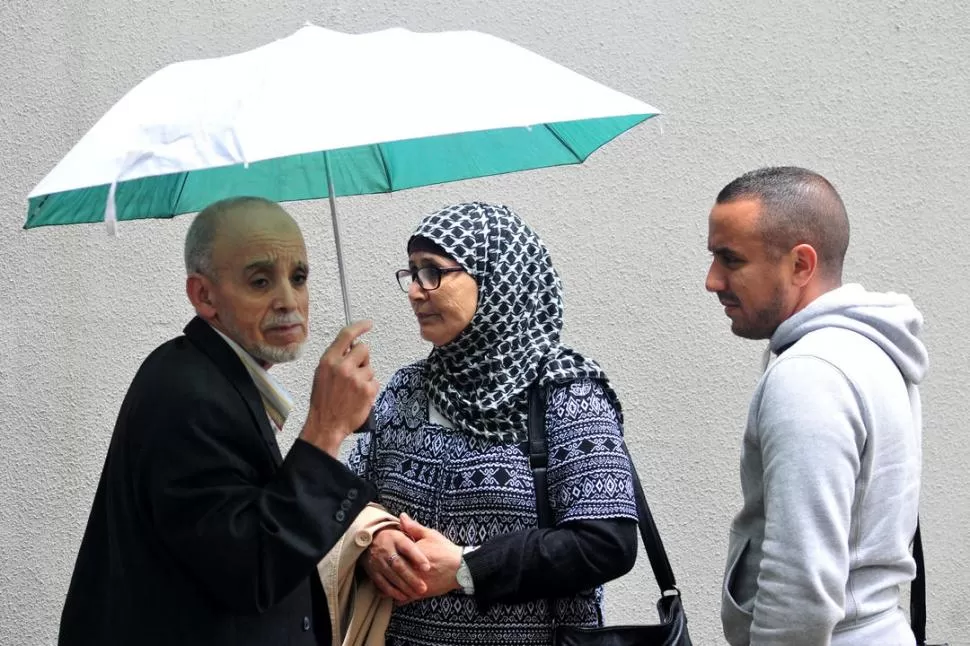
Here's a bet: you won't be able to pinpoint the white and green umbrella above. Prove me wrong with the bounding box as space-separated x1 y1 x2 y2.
26 25 659 322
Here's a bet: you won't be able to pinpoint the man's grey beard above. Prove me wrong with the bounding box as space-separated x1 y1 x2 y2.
248 341 304 364
225 311 307 365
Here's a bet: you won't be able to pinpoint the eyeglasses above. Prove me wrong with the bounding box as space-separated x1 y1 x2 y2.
395 266 466 292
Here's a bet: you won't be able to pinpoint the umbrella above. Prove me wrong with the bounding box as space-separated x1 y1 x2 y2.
26 25 660 324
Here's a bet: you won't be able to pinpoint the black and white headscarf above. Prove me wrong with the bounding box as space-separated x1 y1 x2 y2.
411 201 622 442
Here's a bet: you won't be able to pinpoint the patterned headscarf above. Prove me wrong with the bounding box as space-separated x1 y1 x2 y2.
410 202 622 442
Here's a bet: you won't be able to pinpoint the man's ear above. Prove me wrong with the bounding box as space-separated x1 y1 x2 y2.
790 243 818 287
186 274 218 320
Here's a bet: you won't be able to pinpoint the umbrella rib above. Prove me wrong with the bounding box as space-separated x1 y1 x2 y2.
376 144 394 192
171 172 189 217
543 124 583 164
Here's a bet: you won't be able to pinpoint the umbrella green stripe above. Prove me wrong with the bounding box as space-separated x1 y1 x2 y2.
25 114 655 228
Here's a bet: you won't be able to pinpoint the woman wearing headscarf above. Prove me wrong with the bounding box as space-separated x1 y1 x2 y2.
347 202 638 646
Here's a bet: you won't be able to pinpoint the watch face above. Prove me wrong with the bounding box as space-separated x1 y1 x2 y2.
457 560 473 591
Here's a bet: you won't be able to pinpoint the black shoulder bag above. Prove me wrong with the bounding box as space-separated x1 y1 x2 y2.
527 384 692 646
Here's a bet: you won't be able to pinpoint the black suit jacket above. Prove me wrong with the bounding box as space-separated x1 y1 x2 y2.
58 318 375 646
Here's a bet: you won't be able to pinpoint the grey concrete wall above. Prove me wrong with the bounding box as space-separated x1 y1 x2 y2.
1 0 967 643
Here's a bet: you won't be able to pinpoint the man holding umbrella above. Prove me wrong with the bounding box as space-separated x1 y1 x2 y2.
58 196 378 646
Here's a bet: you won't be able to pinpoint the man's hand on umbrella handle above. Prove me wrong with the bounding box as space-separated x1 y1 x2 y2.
300 320 379 456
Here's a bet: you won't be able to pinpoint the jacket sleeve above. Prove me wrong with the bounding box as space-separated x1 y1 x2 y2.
466 378 640 608
134 392 376 615
346 423 374 481
750 356 865 645
464 517 637 608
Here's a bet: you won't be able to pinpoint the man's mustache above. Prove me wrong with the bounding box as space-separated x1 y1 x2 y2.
262 312 305 330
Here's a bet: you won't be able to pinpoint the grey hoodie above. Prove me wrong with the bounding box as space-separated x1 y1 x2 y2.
721 284 929 646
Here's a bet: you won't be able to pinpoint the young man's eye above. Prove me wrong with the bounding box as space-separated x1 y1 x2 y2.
292 274 307 286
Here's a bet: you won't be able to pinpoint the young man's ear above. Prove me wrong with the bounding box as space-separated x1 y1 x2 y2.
186 274 217 320
790 243 818 287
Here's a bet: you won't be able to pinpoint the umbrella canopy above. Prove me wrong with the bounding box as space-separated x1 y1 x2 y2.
25 25 659 229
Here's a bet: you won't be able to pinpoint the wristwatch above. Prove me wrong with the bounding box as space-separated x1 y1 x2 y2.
456 545 479 595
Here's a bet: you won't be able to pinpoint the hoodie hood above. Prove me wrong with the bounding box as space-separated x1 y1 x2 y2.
771 283 929 384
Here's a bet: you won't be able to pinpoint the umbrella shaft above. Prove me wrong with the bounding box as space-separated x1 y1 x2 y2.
324 152 353 326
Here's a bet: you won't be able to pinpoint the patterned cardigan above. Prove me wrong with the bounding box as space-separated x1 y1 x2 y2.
347 361 637 646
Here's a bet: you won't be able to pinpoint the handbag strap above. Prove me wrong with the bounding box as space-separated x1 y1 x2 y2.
527 383 679 595
528 381 556 529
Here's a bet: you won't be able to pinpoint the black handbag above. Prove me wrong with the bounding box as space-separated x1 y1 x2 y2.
527 384 692 646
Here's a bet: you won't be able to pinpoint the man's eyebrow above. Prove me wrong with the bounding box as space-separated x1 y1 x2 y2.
711 246 747 263
243 259 309 272
243 259 275 272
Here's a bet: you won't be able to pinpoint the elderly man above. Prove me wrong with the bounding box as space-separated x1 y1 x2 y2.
706 167 928 645
58 197 378 646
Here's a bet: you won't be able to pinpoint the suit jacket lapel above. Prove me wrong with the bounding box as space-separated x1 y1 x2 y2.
183 317 284 466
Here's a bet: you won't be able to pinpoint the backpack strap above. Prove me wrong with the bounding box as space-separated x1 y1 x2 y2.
912 520 926 645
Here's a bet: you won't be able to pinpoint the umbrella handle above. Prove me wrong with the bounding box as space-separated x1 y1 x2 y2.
324 151 353 327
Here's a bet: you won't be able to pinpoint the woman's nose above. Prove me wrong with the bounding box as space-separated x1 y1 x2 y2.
407 279 427 301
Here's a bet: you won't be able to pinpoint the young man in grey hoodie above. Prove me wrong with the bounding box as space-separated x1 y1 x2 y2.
706 166 929 646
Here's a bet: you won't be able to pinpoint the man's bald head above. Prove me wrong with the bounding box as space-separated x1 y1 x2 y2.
184 197 301 279
716 167 850 281
184 197 310 365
